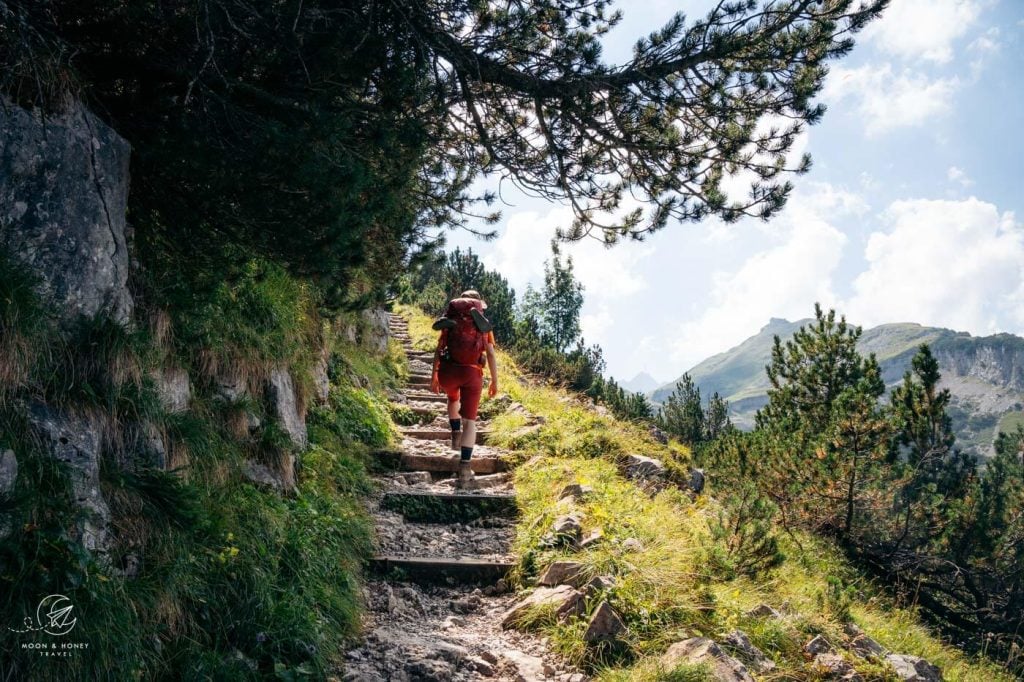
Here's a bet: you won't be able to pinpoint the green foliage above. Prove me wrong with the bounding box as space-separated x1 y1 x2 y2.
588 375 655 422
170 259 319 374
524 241 585 354
656 374 733 447
710 480 785 578
309 385 393 450
0 300 398 679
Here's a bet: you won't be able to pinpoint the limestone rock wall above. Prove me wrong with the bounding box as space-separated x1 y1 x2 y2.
1 98 134 325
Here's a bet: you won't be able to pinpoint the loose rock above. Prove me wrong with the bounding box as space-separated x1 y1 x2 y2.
723 629 776 673
805 634 834 656
538 561 586 588
745 603 783 619
813 652 863 681
885 654 943 681
502 585 585 627
583 601 626 642
662 638 754 682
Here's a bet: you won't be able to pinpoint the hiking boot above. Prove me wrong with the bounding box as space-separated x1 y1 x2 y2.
450 430 461 450
432 317 457 331
457 460 475 489
469 307 493 333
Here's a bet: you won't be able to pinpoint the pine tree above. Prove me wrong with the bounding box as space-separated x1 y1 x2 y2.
658 374 706 446
756 305 889 536
537 241 584 353
4 0 886 304
887 345 977 550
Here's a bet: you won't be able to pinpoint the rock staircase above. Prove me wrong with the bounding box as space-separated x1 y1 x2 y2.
340 313 582 681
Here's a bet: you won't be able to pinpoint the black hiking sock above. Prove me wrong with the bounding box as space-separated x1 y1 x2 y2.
449 419 462 432
460 446 473 462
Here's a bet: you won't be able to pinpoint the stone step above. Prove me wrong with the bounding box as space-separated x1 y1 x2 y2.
406 452 505 474
380 491 518 522
397 404 439 416
401 429 492 445
404 392 448 404
369 555 515 584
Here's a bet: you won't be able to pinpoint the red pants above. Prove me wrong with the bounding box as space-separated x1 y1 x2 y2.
437 362 483 420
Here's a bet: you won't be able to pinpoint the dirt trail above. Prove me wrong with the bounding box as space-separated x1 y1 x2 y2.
339 314 583 682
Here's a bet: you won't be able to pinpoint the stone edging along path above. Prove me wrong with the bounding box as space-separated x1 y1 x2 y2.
338 314 586 682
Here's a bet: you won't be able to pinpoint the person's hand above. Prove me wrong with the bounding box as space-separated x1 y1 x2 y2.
431 372 441 394
488 380 498 398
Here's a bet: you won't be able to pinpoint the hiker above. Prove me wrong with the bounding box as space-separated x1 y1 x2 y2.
430 290 499 489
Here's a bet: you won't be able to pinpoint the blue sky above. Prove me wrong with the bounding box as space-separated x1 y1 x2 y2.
444 0 1024 385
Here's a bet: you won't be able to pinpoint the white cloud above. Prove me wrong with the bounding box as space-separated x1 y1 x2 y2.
664 183 859 370
824 63 959 136
866 0 982 63
947 166 974 187
844 198 1024 334
484 205 653 302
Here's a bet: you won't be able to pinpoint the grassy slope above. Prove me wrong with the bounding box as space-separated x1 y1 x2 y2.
0 260 406 680
400 305 1014 682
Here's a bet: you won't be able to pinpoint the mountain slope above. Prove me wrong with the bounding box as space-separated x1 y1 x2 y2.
652 320 1024 457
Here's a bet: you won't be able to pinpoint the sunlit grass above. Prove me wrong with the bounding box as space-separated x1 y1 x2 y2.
389 308 1023 682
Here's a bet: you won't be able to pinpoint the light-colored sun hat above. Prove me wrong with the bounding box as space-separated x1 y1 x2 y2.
460 289 487 309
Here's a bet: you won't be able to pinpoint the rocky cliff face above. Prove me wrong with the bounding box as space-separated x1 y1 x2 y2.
932 336 1024 392
0 97 134 325
1 97 394 560
653 321 1024 458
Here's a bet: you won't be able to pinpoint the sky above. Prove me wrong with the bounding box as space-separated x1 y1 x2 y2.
443 0 1024 386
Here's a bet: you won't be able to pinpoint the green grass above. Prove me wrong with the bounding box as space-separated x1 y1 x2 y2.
0 269 403 680
393 308 1023 682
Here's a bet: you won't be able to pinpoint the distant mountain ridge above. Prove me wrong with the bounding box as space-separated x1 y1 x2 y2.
651 319 1024 458
620 371 661 394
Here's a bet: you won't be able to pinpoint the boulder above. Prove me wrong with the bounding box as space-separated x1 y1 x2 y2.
843 623 886 658
688 468 706 495
583 601 626 642
242 458 296 494
580 527 604 548
805 635 834 656
502 650 547 682
152 367 191 414
558 483 594 501
662 638 754 682
648 424 669 444
26 403 111 553
623 454 667 494
885 654 943 681
537 561 586 587
502 585 585 627
622 537 645 552
813 653 863 681
623 454 666 480
745 603 783 619
267 368 307 449
541 514 582 547
584 575 616 596
311 356 331 405
215 373 248 402
359 308 390 354
1 97 133 325
723 630 776 673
